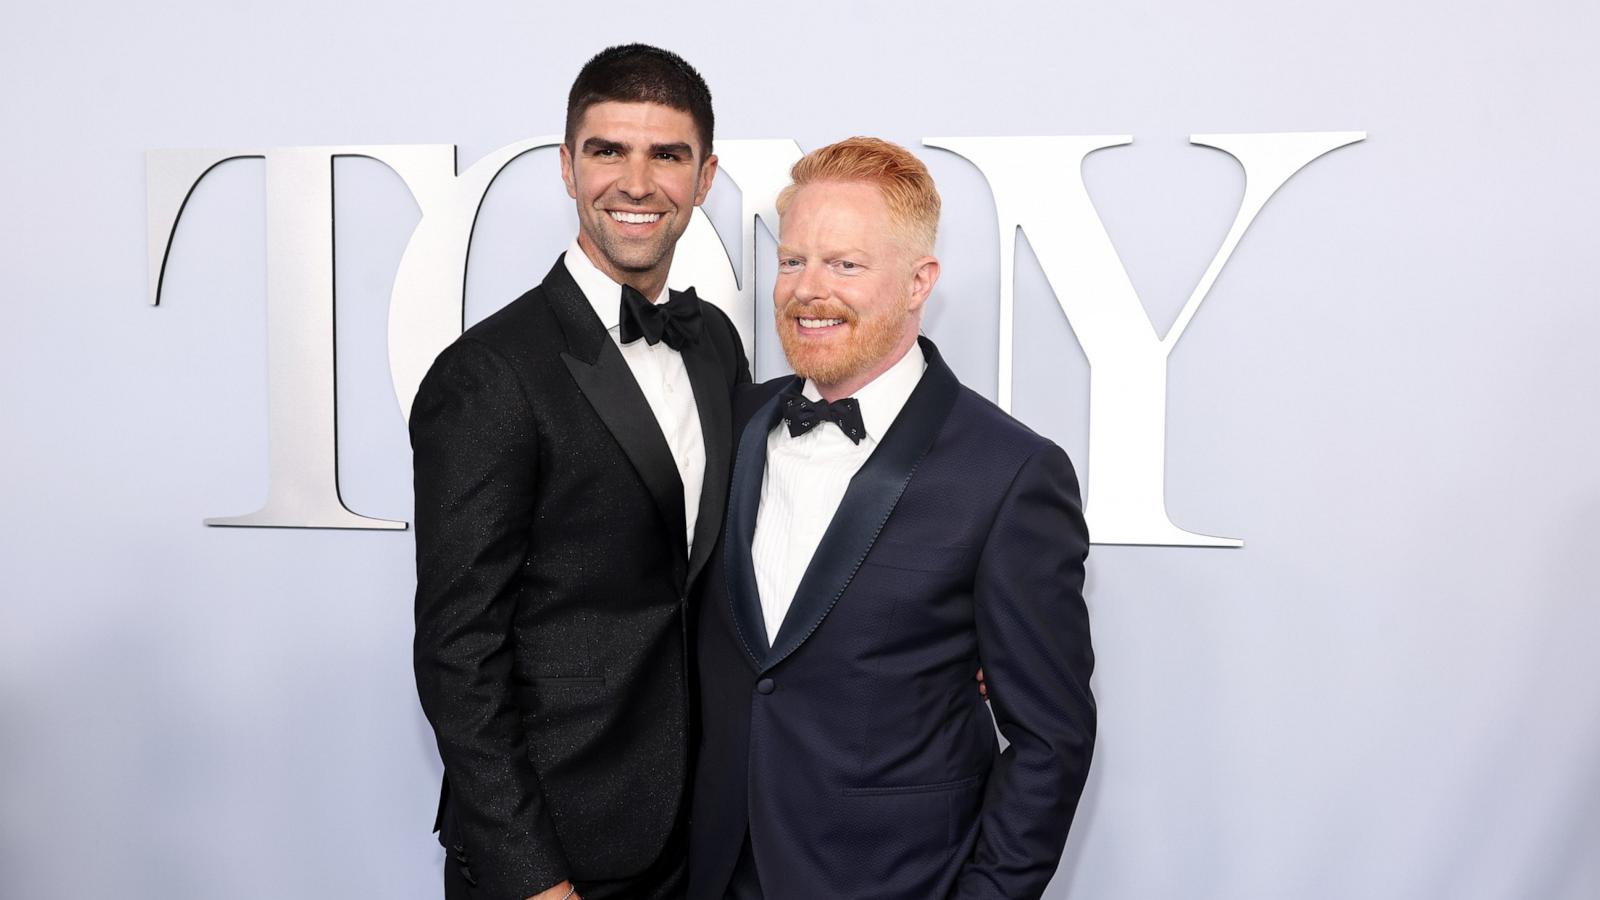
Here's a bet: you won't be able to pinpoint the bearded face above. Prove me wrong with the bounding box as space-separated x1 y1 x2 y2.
775 291 914 389
773 181 935 397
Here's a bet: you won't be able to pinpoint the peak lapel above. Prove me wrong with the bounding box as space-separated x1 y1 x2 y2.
762 338 961 673
547 258 689 579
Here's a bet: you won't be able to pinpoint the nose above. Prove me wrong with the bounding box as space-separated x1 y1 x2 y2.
616 156 653 202
792 262 826 303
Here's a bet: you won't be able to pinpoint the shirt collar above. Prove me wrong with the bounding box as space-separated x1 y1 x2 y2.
563 238 666 331
800 340 927 444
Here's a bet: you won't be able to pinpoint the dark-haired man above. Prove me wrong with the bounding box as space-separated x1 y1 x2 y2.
412 44 748 900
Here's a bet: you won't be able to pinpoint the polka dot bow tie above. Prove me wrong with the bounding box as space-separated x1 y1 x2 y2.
781 389 866 444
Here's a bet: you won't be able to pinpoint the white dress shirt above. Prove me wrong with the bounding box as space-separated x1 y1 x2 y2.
751 341 927 644
564 240 705 557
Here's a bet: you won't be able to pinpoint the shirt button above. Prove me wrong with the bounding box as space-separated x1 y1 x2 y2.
756 678 775 695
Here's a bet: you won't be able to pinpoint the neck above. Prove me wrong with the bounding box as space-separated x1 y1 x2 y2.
576 233 670 300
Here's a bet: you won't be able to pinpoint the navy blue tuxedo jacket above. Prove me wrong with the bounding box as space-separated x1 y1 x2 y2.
688 338 1096 900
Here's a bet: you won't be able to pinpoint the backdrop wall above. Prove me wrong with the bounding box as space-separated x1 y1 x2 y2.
3 1 1597 898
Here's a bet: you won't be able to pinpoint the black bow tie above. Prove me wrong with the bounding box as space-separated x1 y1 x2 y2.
781 389 866 444
618 284 703 350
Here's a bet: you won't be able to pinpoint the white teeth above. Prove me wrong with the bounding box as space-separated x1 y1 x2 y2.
609 211 661 224
798 317 845 328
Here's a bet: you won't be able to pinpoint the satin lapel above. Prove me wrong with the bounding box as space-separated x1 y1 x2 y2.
547 259 688 576
723 386 792 668
682 313 732 589
762 338 961 673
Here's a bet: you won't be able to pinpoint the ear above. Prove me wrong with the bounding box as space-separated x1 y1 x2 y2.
693 153 719 206
906 255 940 313
559 143 578 200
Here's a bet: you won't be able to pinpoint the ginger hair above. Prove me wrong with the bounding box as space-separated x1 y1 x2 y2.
776 136 940 255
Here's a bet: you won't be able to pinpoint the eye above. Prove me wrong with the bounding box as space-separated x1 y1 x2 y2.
654 151 682 162
778 257 802 271
834 260 862 273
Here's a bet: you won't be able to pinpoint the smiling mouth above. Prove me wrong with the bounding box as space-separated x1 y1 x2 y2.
609 211 663 224
797 317 845 328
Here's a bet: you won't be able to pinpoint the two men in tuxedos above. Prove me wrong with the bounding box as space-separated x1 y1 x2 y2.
688 138 1096 899
411 45 747 900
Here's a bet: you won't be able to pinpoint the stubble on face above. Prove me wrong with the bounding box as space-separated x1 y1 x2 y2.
562 101 715 294
581 186 683 277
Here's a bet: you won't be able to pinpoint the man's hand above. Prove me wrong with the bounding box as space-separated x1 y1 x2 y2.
976 666 988 701
527 881 579 900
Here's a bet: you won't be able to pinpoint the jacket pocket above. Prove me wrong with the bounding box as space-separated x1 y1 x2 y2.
841 772 984 796
526 675 605 688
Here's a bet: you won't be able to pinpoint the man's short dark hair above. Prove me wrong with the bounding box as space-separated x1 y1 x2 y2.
566 44 715 158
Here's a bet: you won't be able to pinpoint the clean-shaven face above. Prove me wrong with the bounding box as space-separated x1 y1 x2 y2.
560 101 717 289
775 180 936 396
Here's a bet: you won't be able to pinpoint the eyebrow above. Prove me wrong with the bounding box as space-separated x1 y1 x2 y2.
777 246 872 259
649 142 695 159
580 138 697 160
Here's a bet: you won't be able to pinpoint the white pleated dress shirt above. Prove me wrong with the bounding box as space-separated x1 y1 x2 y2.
752 341 927 644
564 240 705 557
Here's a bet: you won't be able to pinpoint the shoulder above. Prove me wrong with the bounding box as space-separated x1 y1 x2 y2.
949 386 1052 453
409 325 541 448
414 284 561 410
692 291 738 335
458 286 554 354
936 389 1085 550
432 275 580 375
684 290 749 375
732 374 793 429
936 383 1076 487
912 336 1059 466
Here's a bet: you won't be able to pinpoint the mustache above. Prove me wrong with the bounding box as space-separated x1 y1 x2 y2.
779 299 856 322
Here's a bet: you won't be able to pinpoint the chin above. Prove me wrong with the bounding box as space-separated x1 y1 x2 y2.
782 345 858 388
595 242 668 275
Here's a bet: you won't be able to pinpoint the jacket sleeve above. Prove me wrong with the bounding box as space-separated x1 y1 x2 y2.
956 443 1096 900
410 338 570 898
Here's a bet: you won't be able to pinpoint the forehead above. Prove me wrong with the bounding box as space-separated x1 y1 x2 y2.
573 101 701 149
781 180 894 241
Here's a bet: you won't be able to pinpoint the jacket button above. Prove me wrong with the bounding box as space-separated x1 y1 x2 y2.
756 678 775 695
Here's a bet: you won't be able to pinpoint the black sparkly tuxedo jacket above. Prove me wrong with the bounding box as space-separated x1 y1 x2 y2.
411 256 749 898
688 337 1095 900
